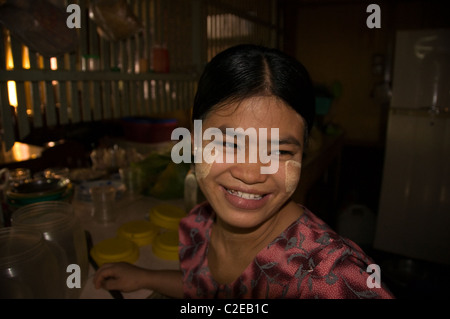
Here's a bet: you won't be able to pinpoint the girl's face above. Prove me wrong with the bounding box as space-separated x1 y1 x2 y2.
194 96 305 230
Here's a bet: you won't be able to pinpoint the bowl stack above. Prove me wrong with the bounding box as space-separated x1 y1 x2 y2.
6 177 73 211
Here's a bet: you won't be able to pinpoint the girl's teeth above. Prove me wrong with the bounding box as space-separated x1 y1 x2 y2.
227 189 263 200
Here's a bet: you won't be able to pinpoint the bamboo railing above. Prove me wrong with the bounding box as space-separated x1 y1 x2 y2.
0 0 280 151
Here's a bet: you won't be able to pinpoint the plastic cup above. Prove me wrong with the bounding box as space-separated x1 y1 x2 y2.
90 185 117 225
119 166 143 196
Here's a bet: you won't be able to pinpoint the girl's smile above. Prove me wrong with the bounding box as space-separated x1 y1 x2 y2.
221 184 271 210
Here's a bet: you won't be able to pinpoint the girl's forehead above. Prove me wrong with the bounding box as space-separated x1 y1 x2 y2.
204 96 304 129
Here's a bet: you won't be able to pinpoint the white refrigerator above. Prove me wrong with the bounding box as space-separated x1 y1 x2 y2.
374 29 450 265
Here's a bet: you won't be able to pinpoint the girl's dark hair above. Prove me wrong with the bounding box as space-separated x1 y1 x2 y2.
192 44 315 136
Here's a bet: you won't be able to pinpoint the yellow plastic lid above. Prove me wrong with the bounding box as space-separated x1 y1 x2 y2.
90 237 139 267
149 204 186 231
152 231 179 261
117 220 159 247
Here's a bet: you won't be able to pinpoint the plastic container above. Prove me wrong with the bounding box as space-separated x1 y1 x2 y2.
0 227 64 298
152 231 179 261
117 220 159 247
90 237 139 267
152 45 170 73
148 204 186 231
336 204 376 248
11 201 89 298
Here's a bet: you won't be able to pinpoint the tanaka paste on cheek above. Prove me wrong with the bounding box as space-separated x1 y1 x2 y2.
285 160 301 194
195 162 213 180
195 149 219 180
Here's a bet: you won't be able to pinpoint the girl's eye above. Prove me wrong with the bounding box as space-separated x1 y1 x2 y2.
224 142 238 149
211 140 236 149
274 150 293 156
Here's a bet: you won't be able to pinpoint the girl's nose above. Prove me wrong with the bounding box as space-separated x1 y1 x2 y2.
229 160 268 185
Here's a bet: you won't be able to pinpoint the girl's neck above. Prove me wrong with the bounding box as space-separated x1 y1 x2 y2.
207 200 303 284
212 200 302 255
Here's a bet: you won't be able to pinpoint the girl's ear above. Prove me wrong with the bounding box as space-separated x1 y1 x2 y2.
190 129 198 164
191 131 195 156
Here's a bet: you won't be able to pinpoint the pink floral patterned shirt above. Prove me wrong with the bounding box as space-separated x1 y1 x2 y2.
179 202 395 299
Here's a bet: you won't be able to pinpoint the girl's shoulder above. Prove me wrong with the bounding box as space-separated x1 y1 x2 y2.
268 205 374 274
274 206 345 250
263 207 395 298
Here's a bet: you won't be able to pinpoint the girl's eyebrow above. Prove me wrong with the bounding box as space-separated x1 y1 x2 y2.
277 136 302 148
217 125 233 135
217 125 302 148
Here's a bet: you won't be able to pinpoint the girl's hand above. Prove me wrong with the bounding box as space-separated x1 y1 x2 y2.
93 262 148 292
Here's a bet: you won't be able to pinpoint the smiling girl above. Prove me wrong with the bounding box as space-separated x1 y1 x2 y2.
94 44 394 299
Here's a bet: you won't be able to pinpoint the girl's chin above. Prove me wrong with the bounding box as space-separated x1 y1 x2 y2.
216 211 269 232
215 199 277 231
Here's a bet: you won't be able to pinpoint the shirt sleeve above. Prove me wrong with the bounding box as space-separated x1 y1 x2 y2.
299 242 395 299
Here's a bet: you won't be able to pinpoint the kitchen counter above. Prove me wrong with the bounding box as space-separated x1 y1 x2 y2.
74 193 183 299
